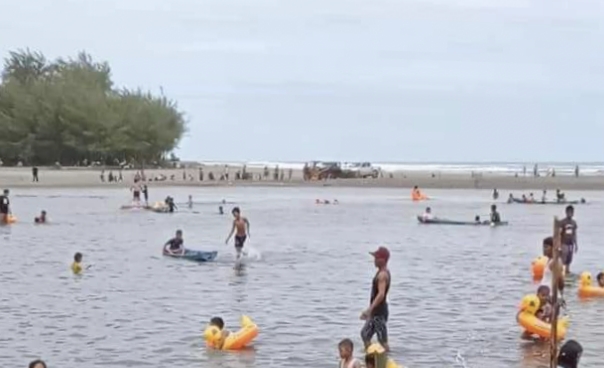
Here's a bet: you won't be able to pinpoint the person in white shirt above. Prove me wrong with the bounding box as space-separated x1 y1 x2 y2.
422 207 433 220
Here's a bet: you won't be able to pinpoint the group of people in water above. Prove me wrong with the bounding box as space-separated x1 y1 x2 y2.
0 188 48 224
420 204 503 224
502 188 586 204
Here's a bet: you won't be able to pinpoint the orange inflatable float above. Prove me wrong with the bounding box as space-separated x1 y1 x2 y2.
578 271 604 298
203 315 258 350
531 256 548 280
517 294 569 340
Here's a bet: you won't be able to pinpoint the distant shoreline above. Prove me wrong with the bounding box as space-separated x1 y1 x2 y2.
1 166 603 191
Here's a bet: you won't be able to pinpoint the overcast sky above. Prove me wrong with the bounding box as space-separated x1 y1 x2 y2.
2 0 603 162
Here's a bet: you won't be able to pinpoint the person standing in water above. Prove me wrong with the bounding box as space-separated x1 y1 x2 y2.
225 207 250 260
489 204 501 224
0 189 10 224
187 195 193 208
142 184 149 205
361 246 391 352
131 179 142 205
559 205 578 275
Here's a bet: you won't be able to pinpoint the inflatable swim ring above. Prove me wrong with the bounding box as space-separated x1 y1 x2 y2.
2 214 17 224
517 294 568 340
366 343 404 368
578 271 604 298
411 190 428 201
531 256 548 280
203 315 258 350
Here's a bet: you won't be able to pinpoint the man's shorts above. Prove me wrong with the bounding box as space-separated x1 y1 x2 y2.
361 314 388 346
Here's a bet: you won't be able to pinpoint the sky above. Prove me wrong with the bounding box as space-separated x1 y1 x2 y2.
1 0 603 162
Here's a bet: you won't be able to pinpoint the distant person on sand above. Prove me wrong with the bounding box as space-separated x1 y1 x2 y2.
32 166 39 182
559 205 578 275
361 246 391 352
574 165 580 178
35 210 47 224
225 207 250 260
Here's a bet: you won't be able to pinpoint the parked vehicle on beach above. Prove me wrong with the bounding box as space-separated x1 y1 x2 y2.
342 162 380 178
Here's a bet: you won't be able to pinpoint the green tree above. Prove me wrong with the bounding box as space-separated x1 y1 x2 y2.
0 49 186 166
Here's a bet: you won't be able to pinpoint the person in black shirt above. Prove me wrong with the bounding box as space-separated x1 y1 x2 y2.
164 230 184 255
0 189 10 224
361 246 391 351
32 167 39 182
559 205 578 275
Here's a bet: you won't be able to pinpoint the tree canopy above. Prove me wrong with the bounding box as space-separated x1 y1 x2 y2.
0 49 186 166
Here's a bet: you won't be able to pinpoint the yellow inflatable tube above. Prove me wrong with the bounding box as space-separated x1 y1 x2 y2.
366 343 404 368
578 271 604 298
517 294 568 340
203 315 258 350
2 214 17 224
531 256 547 281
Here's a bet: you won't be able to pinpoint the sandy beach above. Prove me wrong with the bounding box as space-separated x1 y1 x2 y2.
1 165 604 191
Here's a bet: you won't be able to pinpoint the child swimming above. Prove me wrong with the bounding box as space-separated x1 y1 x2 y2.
71 252 83 274
209 317 230 349
337 339 361 368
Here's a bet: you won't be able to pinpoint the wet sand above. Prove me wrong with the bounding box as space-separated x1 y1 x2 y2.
1 166 604 190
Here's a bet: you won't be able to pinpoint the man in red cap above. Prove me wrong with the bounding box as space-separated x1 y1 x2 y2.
360 246 391 351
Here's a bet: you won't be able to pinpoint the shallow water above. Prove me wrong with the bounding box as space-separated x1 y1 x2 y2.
1 187 603 368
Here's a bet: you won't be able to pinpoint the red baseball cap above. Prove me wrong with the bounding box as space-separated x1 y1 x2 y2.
370 246 390 261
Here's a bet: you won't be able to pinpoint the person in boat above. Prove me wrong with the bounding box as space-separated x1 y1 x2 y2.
338 338 361 368
507 193 514 203
597 272 604 288
559 205 578 275
35 210 47 224
0 189 11 224
521 194 528 203
492 188 499 200
535 285 552 323
528 193 535 202
131 179 142 205
540 236 565 298
541 190 547 203
475 215 481 223
558 339 583 368
164 229 184 255
142 184 149 205
489 204 501 224
421 207 433 220
225 207 250 260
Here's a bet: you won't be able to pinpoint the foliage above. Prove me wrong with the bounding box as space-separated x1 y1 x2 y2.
0 49 186 165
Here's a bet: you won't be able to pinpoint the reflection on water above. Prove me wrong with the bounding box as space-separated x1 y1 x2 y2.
1 187 603 367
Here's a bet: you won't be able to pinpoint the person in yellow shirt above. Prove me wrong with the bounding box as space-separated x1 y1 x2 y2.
71 252 83 274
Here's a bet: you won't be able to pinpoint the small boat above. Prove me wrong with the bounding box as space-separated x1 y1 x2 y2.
417 216 508 226
509 198 586 205
163 249 218 262
120 204 150 210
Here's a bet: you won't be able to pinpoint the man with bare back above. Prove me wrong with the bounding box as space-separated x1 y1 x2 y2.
225 207 250 260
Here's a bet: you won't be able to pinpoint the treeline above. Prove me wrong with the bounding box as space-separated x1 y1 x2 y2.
0 49 186 166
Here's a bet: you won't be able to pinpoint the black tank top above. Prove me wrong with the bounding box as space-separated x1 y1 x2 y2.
370 270 390 317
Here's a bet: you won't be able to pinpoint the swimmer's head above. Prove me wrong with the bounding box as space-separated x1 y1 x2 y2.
232 207 240 217
491 204 497 211
29 360 47 368
210 317 225 330
2 189 8 195
74 252 83 263
175 229 183 239
597 272 604 287
338 338 354 360
425 207 431 213
537 285 551 303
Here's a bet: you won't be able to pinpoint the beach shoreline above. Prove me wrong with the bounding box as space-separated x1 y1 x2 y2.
1 166 604 191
